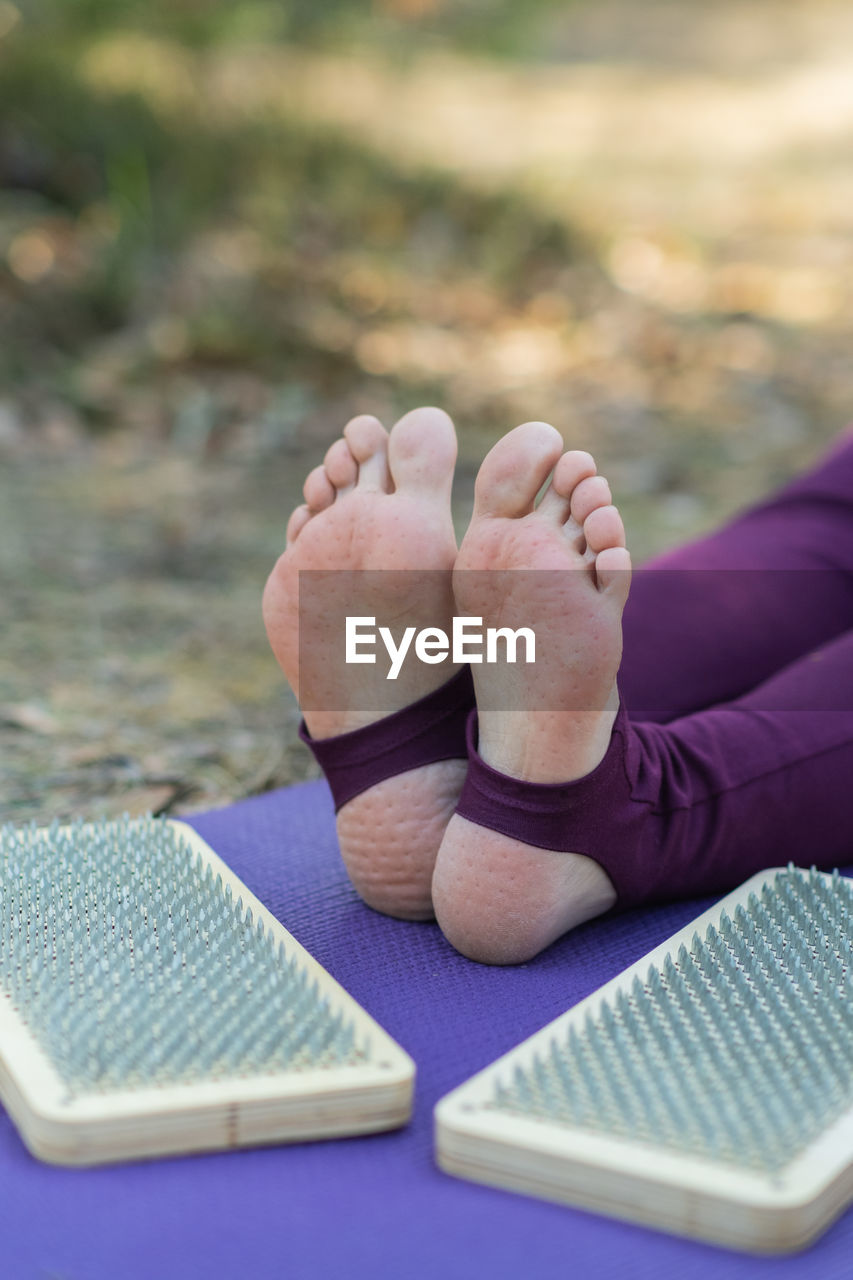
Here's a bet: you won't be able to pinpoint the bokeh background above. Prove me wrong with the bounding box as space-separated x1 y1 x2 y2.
3 0 853 823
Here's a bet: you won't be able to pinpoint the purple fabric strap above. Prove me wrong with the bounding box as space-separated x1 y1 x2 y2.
299 666 474 811
456 702 636 897
458 706 650 906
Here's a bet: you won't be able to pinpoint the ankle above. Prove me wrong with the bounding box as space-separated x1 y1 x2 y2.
477 700 619 784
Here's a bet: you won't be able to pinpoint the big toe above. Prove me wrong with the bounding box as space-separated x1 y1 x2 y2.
473 421 564 519
388 406 457 499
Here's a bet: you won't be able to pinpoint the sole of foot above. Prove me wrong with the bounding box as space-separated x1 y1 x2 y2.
263 407 466 920
432 422 630 963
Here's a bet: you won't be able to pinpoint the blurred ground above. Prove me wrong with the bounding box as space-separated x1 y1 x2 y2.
2 0 853 823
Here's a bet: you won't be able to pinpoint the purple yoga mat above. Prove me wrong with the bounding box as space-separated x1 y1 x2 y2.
2 779 851 1279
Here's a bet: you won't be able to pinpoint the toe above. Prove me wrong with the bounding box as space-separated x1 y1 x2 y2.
324 438 358 493
595 545 632 601
583 503 626 554
286 504 312 545
303 465 335 513
343 414 391 492
570 475 612 525
552 450 597 499
388 406 457 498
473 421 564 519
537 451 596 523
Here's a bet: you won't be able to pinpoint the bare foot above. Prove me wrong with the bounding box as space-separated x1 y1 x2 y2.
263 408 466 920
432 422 631 963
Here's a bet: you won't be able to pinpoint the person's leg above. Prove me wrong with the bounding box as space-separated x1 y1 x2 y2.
621 428 853 721
268 413 853 936
605 631 853 906
447 631 853 954
432 426 853 965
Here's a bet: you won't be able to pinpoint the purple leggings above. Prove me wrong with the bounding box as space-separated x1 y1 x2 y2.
303 430 853 908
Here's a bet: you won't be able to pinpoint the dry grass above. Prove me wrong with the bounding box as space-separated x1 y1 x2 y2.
2 0 851 821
